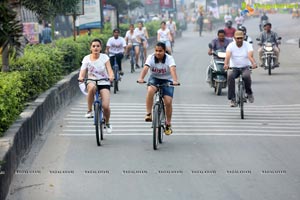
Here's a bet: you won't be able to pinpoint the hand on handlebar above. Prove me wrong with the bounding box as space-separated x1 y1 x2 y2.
252 63 258 69
172 81 180 86
137 79 146 84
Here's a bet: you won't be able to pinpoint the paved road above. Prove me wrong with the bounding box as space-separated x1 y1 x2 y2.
6 14 300 200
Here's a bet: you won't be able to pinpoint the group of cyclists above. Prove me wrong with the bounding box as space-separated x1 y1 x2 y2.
78 17 179 135
78 12 281 136
208 12 281 107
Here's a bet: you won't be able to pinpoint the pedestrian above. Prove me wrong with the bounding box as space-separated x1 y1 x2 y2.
42 23 52 44
197 12 204 36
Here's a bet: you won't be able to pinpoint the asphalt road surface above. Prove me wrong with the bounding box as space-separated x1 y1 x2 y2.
6 14 300 200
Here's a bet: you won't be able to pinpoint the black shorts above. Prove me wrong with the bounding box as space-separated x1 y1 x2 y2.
97 85 110 91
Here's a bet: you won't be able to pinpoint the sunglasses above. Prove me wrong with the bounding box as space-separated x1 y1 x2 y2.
236 37 243 40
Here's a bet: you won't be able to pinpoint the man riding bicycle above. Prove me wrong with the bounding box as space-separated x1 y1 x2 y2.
134 22 149 68
224 31 257 107
105 28 127 75
137 42 180 135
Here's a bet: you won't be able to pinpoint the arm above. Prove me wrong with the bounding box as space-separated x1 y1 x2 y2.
105 60 115 82
168 31 172 41
224 50 231 70
144 28 149 39
248 51 257 69
170 66 179 85
78 69 87 82
105 46 110 55
157 31 160 42
137 65 150 83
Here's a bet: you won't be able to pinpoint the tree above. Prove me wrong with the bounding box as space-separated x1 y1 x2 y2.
0 0 23 72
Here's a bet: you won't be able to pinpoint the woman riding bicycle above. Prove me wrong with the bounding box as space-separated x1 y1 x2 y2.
125 24 140 68
157 21 173 54
78 38 114 133
134 21 149 68
137 42 180 135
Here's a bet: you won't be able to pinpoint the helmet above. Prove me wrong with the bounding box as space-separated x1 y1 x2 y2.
263 22 272 27
226 20 232 27
238 26 247 33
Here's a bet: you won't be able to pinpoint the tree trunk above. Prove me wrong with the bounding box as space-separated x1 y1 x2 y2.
2 46 10 72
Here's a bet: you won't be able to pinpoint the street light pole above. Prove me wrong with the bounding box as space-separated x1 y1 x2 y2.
99 0 104 33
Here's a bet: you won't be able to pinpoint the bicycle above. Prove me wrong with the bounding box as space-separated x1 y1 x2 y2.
129 45 135 73
82 78 109 146
139 41 145 68
229 67 251 119
111 54 121 94
138 81 180 150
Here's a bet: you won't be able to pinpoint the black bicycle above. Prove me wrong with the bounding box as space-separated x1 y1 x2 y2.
139 41 145 68
129 46 135 73
230 67 251 119
111 54 121 94
83 78 109 146
138 81 180 150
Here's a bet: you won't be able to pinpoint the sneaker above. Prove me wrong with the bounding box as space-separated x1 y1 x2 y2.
135 64 140 69
85 111 93 118
164 124 173 135
119 71 124 76
106 124 112 134
145 113 152 122
247 94 254 103
230 100 237 107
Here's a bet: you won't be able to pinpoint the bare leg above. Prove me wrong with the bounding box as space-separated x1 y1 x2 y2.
100 88 111 123
87 83 96 111
163 96 173 125
146 86 157 114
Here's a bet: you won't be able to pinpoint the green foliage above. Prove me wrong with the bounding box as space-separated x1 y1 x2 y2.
0 72 24 136
144 21 161 37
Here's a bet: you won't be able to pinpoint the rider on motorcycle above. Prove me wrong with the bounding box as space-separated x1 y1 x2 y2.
238 26 253 47
257 22 280 67
224 20 236 39
207 29 232 83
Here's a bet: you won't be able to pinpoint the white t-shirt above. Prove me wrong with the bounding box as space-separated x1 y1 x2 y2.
226 41 253 68
134 27 147 40
106 37 126 56
145 53 176 80
235 16 244 24
157 28 171 42
80 54 110 85
166 21 176 33
224 14 232 22
125 30 138 44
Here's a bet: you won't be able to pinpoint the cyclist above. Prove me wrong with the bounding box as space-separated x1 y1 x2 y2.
206 29 232 83
157 21 173 54
134 21 149 68
166 17 177 44
124 24 140 65
137 42 180 135
105 28 126 75
78 38 114 133
224 31 257 107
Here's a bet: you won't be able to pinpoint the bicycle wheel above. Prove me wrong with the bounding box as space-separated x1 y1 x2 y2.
152 104 160 150
268 57 272 75
94 103 103 146
140 47 144 67
239 82 244 119
158 105 165 144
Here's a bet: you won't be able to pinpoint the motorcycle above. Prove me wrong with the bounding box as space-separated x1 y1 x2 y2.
256 37 282 75
207 46 227 95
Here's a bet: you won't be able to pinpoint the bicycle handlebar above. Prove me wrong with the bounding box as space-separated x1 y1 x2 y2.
78 78 109 83
136 80 180 86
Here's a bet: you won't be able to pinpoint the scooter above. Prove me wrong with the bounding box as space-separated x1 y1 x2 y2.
207 47 227 95
256 37 282 75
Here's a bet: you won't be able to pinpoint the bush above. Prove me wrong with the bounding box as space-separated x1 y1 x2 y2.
0 72 24 136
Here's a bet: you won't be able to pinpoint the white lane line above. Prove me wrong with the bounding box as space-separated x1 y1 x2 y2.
77 103 300 108
62 129 300 133
65 121 300 126
64 117 300 122
69 110 300 114
64 125 300 130
59 133 300 137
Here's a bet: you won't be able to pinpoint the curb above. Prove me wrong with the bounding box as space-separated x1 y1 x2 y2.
0 71 80 200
